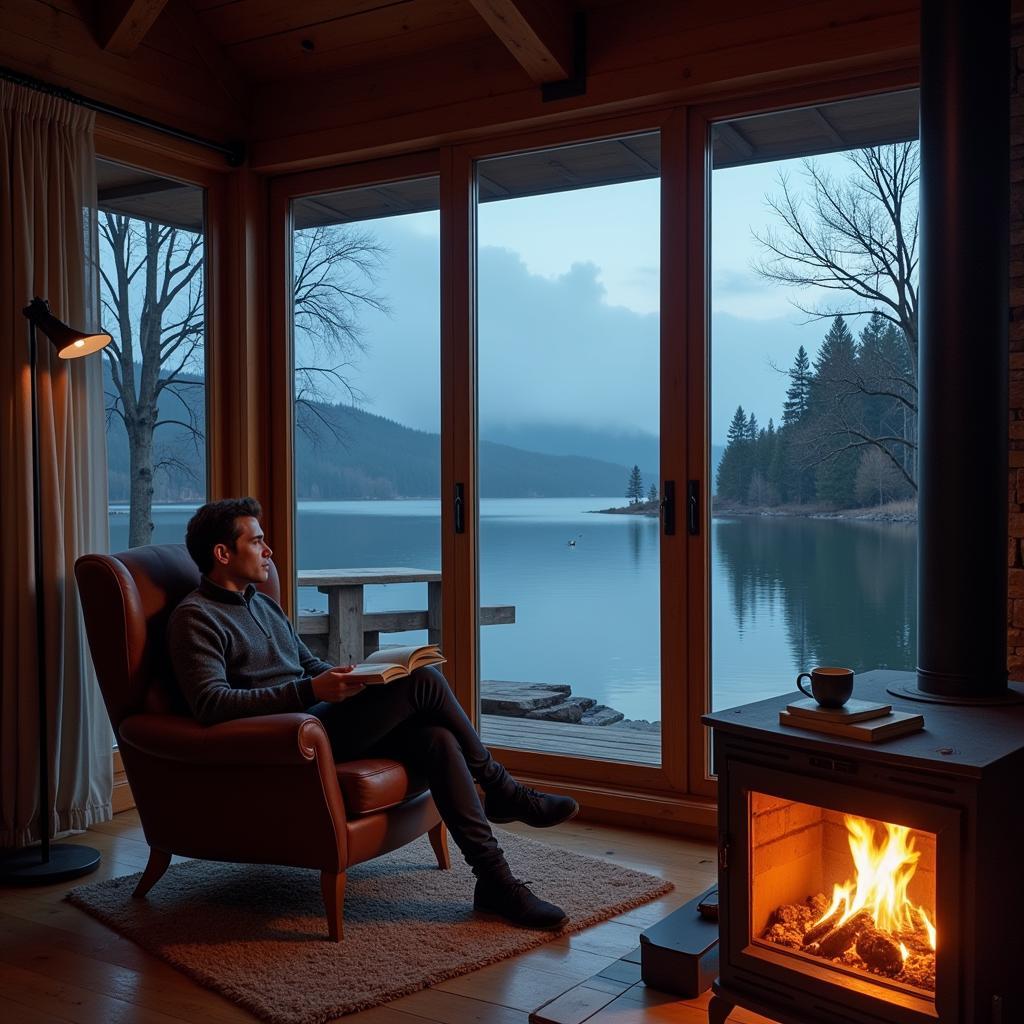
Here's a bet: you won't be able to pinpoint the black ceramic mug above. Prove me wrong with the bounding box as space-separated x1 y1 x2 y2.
796 666 854 709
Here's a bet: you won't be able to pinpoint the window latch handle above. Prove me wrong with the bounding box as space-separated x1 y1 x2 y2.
661 480 675 535
685 480 700 535
454 483 465 534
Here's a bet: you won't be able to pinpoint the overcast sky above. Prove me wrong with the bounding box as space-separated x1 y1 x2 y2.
294 150 862 447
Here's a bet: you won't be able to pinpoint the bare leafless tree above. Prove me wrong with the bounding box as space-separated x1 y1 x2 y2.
292 225 389 444
754 143 920 486
100 213 204 547
101 214 388 546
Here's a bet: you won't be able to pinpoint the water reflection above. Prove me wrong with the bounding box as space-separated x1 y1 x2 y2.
714 516 917 681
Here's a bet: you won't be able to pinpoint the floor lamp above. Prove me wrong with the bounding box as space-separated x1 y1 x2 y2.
0 298 111 883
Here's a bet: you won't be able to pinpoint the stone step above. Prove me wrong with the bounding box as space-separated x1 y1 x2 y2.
524 696 598 723
480 680 572 715
581 705 625 726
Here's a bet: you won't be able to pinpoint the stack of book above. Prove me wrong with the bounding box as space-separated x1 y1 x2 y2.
779 698 924 742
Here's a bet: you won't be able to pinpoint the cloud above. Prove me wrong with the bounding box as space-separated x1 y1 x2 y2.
294 217 827 447
710 269 805 320
476 249 659 433
324 222 660 435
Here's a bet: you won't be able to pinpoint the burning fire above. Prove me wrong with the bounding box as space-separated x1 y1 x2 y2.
812 815 936 955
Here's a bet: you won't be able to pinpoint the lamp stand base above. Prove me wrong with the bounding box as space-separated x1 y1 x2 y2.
0 843 101 884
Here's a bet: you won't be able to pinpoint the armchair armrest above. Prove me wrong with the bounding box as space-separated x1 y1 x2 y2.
118 712 333 766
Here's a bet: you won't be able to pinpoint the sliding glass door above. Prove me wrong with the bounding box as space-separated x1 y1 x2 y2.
473 132 664 767
288 176 441 665
706 91 920 742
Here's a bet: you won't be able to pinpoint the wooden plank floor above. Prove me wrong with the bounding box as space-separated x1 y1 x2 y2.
0 811 774 1024
480 717 662 765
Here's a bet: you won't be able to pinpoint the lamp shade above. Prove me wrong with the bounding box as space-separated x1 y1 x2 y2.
23 298 111 359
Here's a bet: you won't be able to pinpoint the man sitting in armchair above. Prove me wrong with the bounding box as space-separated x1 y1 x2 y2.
167 497 579 929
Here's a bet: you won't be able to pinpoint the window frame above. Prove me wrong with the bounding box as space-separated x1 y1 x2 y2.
258 69 920 832
95 118 226 518
96 118 228 805
267 152 443 617
689 68 919 797
450 109 694 806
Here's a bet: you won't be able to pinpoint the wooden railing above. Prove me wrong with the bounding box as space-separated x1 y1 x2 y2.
297 567 514 664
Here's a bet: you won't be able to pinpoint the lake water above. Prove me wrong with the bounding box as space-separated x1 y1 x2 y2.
110 500 917 721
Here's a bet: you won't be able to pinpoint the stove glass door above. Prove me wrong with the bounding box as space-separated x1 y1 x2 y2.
749 790 937 1001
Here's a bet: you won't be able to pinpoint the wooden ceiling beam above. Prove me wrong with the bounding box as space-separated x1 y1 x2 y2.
467 0 573 84
96 0 170 57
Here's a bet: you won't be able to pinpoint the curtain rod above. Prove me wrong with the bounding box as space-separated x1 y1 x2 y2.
1 65 245 166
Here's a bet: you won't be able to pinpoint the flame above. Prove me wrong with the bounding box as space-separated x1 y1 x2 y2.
813 815 936 951
919 908 936 950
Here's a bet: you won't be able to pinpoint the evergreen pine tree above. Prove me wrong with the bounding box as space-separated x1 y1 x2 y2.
810 316 859 506
810 316 857 405
857 311 914 478
746 411 759 442
727 405 747 446
782 346 812 426
767 425 789 503
626 464 644 504
716 405 749 502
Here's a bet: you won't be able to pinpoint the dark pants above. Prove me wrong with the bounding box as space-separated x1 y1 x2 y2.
308 666 508 876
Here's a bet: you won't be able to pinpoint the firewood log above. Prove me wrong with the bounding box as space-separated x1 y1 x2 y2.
804 910 873 958
803 909 842 946
856 927 903 977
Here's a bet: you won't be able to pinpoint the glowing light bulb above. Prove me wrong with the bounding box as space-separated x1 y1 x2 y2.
74 339 85 348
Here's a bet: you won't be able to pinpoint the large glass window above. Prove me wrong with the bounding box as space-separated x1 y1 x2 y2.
98 159 207 551
290 179 441 665
474 134 662 764
709 92 919 712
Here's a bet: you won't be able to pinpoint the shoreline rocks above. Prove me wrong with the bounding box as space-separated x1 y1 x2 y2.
712 502 917 523
481 679 657 731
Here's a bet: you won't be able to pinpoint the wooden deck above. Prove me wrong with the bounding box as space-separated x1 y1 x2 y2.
481 715 661 766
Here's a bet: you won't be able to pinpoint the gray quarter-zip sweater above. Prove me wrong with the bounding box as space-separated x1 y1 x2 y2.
167 576 331 725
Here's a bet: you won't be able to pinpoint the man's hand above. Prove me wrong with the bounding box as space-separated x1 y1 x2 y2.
312 665 366 703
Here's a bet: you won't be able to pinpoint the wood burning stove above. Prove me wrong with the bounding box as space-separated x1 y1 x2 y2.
703 670 1024 1024
696 5 1024 1022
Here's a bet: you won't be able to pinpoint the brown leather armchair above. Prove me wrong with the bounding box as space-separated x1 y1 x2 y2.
74 543 449 940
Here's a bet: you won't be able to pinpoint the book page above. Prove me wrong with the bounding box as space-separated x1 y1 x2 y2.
346 662 401 684
362 644 442 670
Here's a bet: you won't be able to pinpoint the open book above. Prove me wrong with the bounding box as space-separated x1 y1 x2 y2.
344 644 446 685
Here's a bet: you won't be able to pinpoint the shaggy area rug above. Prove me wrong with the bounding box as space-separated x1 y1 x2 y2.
67 828 672 1024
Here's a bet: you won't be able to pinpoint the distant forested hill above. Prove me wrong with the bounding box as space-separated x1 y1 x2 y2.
293 406 652 499
104 365 655 501
481 423 658 478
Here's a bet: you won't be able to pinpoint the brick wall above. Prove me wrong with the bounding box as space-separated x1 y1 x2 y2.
1010 26 1024 675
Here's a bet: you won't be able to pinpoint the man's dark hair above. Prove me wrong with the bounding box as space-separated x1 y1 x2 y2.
185 497 263 574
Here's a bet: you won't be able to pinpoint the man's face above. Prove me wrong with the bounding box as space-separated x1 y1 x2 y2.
215 516 272 584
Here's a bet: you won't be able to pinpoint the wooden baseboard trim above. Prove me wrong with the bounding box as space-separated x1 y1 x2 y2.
510 772 717 841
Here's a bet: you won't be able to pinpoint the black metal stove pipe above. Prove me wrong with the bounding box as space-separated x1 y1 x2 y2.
917 0 1010 698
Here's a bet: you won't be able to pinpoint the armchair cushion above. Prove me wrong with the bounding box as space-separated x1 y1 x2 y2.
336 759 428 816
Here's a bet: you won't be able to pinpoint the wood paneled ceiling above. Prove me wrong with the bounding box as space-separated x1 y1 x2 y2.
190 0 492 83
180 0 615 85
1 1 926 173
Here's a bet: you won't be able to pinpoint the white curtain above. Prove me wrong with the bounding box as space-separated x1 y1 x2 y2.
1 81 113 847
